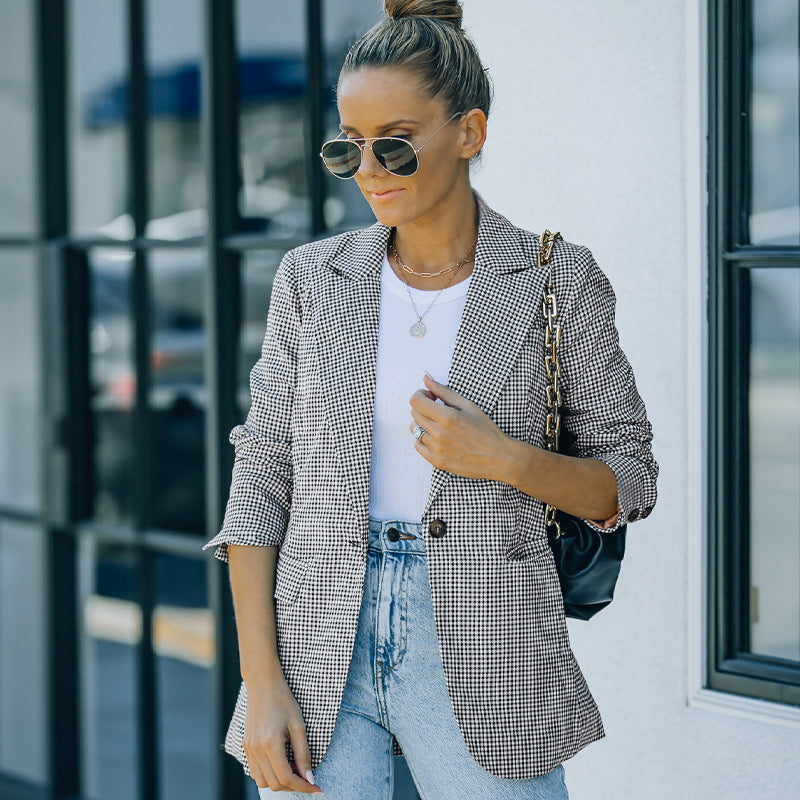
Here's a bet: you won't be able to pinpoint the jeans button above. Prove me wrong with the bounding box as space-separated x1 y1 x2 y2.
428 519 447 538
386 527 401 542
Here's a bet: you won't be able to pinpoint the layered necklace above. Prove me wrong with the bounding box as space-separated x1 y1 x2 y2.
389 230 475 339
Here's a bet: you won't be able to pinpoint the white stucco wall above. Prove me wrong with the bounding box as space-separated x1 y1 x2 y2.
463 2 800 798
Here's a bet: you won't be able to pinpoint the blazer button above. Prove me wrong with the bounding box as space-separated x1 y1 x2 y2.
428 519 447 538
386 527 400 542
628 508 640 522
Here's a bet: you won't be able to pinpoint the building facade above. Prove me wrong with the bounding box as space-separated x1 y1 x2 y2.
0 1 797 799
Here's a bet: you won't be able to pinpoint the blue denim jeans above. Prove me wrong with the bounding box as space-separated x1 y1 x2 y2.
259 518 569 800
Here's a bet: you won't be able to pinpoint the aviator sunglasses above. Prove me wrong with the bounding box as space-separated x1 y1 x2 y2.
319 111 464 180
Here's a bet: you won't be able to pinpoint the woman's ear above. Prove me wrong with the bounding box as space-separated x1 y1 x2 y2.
459 108 487 160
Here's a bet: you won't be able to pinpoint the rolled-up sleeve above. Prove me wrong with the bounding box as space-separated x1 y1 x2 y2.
557 246 658 530
202 251 301 562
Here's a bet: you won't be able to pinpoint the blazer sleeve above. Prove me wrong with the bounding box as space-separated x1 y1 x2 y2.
202 250 301 562
556 245 658 530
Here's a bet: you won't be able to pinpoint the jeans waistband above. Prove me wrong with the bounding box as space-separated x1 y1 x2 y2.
368 518 427 554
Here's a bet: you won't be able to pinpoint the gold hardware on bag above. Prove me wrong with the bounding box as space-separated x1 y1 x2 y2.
539 229 565 538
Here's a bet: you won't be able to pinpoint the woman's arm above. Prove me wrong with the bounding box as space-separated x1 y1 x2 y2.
500 441 618 522
203 250 301 562
551 245 658 527
228 545 321 795
203 251 321 792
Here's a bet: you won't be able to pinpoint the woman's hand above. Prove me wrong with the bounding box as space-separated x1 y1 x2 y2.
408 373 512 480
409 373 619 521
243 673 322 794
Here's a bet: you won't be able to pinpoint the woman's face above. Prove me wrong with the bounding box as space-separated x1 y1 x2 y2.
335 67 472 229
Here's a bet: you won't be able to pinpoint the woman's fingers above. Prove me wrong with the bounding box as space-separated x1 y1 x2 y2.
409 388 454 418
409 406 439 434
267 739 317 793
250 734 318 794
260 760 281 794
243 736 279 790
422 372 473 409
409 386 472 441
247 757 269 791
410 376 480 427
289 719 321 792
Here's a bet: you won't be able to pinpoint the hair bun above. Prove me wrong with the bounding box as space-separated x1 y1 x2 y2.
384 0 463 30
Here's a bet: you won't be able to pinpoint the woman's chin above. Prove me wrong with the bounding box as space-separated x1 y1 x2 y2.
366 205 407 228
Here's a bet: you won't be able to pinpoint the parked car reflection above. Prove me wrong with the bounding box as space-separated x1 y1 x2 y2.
89 244 275 534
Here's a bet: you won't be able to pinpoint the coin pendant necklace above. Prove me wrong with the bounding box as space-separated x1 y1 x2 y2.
409 319 427 338
390 231 475 338
401 259 466 338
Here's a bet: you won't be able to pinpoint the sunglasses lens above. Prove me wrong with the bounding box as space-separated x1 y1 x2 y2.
321 140 361 178
372 138 418 176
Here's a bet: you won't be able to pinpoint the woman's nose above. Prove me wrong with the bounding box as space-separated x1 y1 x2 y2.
357 143 385 177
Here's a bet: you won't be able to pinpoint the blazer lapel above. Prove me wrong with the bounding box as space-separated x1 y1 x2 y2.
424 196 546 515
314 223 390 534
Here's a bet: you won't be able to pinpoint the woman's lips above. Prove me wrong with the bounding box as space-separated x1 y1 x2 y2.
368 188 404 202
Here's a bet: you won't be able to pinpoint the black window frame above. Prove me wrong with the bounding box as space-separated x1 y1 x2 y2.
707 0 800 706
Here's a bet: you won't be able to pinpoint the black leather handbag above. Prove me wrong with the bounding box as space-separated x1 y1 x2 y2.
539 230 627 621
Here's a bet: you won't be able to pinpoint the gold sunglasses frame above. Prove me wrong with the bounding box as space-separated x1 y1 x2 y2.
319 111 465 180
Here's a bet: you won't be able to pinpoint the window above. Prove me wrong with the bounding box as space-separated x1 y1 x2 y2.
708 0 800 704
0 4 48 796
0 0 37 237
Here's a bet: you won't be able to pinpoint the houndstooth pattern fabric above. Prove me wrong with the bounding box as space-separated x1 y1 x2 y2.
203 192 658 780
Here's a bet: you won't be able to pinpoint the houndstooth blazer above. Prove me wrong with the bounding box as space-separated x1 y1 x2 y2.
203 192 658 780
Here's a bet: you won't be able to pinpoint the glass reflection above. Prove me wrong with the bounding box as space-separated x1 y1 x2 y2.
0 1 36 236
148 249 206 533
749 0 800 245
322 0 377 232
239 250 283 416
155 554 215 799
0 249 40 512
89 247 135 525
147 0 206 239
237 0 310 236
0 522 47 784
79 538 139 800
749 269 800 661
69 0 130 236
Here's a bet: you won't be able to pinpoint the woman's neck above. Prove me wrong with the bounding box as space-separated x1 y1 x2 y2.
390 188 480 291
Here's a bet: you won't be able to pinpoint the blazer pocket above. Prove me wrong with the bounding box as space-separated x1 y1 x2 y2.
273 552 313 605
504 536 551 564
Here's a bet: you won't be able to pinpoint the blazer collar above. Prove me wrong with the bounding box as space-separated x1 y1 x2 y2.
329 191 533 282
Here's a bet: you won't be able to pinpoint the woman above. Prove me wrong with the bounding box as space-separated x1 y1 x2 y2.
204 1 658 798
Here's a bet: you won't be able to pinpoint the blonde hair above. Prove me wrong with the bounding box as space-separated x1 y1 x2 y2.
340 0 492 119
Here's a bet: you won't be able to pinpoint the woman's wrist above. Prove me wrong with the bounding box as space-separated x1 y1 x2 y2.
242 655 286 689
493 435 543 489
492 436 619 521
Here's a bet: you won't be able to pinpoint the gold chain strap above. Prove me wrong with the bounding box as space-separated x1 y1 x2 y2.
539 229 564 538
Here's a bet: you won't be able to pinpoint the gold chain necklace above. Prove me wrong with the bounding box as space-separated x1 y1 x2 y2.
388 231 476 278
393 251 468 338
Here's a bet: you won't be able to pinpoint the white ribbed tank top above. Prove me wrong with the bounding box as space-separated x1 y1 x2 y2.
368 254 471 522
